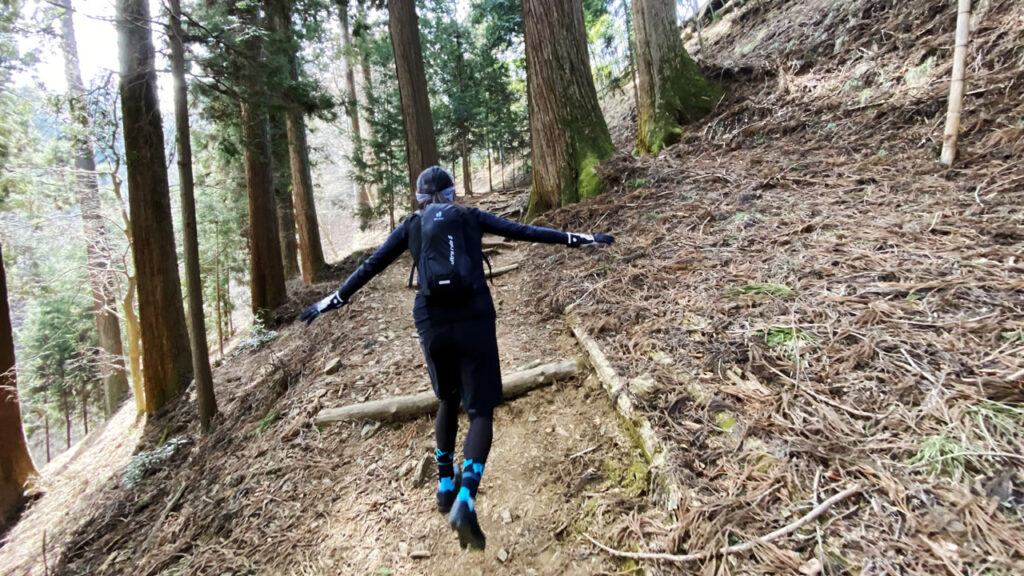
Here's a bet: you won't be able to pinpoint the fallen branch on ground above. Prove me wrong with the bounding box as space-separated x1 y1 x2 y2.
139 483 187 557
314 359 580 423
583 485 862 563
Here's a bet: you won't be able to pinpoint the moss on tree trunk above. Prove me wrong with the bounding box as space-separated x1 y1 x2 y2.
523 0 614 220
633 0 723 155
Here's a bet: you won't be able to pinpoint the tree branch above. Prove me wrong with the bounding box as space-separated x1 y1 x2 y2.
583 485 862 564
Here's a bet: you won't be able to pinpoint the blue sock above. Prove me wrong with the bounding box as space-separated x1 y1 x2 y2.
457 459 484 511
436 449 456 492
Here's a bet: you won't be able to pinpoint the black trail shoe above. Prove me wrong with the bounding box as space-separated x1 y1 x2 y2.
447 499 486 551
436 463 462 514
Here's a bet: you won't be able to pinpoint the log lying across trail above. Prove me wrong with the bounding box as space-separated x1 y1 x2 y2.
314 359 580 424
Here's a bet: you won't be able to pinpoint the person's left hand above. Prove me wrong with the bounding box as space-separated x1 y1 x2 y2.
300 292 346 326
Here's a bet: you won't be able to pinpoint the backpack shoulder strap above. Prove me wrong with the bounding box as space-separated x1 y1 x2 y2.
407 211 422 289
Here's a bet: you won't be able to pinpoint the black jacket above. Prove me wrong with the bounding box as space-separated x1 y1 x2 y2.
335 206 571 327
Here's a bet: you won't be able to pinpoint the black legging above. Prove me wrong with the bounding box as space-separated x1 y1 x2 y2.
436 399 493 465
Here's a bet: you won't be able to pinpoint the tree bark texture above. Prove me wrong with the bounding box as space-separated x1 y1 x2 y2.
116 0 193 414
387 0 439 210
271 114 300 280
455 29 472 197
339 0 372 219
237 4 287 323
266 0 325 283
632 0 721 155
522 0 614 218
112 181 145 413
315 359 579 423
242 101 288 322
168 0 217 432
59 0 130 417
0 244 37 533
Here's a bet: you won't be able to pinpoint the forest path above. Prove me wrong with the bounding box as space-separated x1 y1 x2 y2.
282 228 639 575
25 189 644 576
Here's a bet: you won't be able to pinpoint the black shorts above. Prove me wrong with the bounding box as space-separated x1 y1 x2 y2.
417 316 503 418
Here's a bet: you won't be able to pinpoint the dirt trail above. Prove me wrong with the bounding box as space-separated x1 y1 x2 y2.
0 191 643 576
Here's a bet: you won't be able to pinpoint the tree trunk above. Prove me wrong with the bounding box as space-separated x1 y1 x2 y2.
236 4 287 323
0 245 38 533
356 1 377 205
460 139 472 196
499 145 505 189
123 276 144 413
624 0 640 117
242 101 288 322
59 0 130 417
215 225 224 357
268 0 326 283
271 114 300 280
387 0 439 209
111 177 145 413
81 388 88 435
632 0 721 155
168 0 217 432
116 0 194 414
522 0 614 218
315 359 579 423
44 411 51 463
487 146 493 192
339 0 372 221
940 0 971 167
63 391 71 450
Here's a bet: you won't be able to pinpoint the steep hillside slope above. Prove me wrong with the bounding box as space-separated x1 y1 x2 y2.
526 0 1023 573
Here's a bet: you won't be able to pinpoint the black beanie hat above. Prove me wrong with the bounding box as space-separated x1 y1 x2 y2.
416 165 454 195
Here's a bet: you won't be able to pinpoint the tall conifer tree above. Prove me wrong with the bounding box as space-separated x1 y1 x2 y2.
387 0 438 209
59 0 129 416
116 0 193 413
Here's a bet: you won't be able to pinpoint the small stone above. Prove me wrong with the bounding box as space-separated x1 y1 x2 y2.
413 453 433 488
497 548 509 563
799 559 822 576
629 375 659 397
409 550 431 559
501 510 512 524
398 542 409 556
324 357 343 375
398 460 416 478
361 422 381 438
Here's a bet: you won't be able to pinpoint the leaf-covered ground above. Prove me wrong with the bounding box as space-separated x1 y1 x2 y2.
2 0 1022 574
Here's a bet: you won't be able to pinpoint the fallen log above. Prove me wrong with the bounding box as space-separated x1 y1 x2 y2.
314 358 580 424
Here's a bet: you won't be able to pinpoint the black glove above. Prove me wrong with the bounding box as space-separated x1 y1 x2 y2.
300 292 346 326
567 232 615 248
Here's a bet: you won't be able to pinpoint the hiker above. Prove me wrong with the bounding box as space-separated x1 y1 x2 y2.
301 166 613 550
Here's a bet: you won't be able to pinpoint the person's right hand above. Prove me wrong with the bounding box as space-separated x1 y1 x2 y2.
300 292 346 326
568 233 615 247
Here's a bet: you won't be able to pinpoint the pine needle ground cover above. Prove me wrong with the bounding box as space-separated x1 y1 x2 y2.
524 0 1024 572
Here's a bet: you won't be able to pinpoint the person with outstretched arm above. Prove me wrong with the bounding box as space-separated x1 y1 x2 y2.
301 166 614 551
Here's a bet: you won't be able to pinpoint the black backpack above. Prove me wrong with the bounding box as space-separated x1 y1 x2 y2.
408 204 488 299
